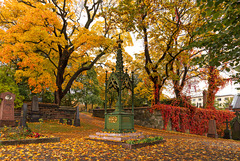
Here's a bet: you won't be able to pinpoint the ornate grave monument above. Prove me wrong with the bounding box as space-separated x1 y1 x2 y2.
0 92 16 127
89 36 144 141
103 37 135 133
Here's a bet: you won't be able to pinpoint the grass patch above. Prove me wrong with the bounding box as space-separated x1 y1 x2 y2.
28 120 100 134
126 136 164 145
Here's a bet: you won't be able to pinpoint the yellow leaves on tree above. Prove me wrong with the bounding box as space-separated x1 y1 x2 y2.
0 0 111 105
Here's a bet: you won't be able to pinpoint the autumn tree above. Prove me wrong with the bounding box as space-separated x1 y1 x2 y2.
0 0 112 105
71 68 102 110
189 0 239 109
0 65 24 108
112 0 204 104
192 0 240 81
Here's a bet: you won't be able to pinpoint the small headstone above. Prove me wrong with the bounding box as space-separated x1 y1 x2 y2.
207 119 218 138
232 120 240 140
0 92 16 127
30 96 40 122
59 118 64 124
74 106 80 127
20 103 28 128
223 119 232 139
32 95 39 112
67 119 72 125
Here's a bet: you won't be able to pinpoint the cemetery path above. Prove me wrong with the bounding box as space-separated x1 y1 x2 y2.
0 113 239 161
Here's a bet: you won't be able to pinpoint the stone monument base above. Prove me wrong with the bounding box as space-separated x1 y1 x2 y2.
30 113 41 122
0 120 16 127
207 134 218 138
89 132 144 141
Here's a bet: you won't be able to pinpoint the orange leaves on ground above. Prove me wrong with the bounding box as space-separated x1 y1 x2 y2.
1 113 239 160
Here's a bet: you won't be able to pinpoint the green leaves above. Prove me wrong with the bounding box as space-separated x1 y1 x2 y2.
0 66 24 108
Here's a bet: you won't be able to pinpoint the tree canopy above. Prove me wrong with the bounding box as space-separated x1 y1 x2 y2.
193 0 240 70
0 0 112 105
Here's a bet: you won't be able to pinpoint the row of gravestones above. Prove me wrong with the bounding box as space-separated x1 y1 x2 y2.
207 111 240 140
59 106 80 126
0 92 80 128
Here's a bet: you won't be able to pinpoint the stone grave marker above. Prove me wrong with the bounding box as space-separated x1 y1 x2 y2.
59 118 64 124
223 119 231 139
30 96 40 122
20 103 28 128
74 106 80 127
207 119 218 138
67 119 72 125
32 95 39 112
232 120 240 140
231 112 240 140
0 92 16 127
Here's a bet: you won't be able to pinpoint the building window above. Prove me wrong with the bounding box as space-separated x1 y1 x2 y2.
193 99 195 101
217 98 221 101
198 98 201 101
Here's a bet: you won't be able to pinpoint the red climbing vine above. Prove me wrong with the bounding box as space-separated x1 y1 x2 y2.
151 104 235 136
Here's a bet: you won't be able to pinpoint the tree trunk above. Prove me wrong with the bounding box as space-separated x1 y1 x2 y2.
85 102 88 111
174 87 182 99
153 82 160 105
206 66 217 110
55 90 64 106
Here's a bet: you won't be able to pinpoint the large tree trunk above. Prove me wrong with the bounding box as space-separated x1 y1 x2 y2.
55 90 64 106
206 66 217 110
153 83 160 105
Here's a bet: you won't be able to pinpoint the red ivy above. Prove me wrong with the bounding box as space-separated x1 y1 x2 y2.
151 104 235 136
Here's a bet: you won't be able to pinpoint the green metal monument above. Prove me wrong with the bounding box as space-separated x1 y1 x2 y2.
104 36 135 133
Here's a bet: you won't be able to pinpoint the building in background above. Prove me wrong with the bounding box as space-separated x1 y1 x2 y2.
191 94 235 109
229 86 240 112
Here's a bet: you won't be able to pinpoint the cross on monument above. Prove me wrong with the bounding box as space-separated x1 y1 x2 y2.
224 119 230 130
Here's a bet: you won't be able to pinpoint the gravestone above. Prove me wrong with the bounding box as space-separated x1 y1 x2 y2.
207 119 218 138
32 96 39 112
30 96 40 122
0 92 16 127
231 112 240 140
223 119 231 139
232 120 240 140
74 106 80 127
59 118 64 124
20 103 28 128
67 119 72 125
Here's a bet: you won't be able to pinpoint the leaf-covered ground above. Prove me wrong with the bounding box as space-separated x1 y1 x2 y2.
1 113 239 160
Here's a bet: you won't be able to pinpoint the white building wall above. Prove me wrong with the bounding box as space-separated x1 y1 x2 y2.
191 95 234 108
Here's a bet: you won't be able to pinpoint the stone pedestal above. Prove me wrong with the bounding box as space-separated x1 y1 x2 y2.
0 92 16 127
104 112 135 133
89 132 144 141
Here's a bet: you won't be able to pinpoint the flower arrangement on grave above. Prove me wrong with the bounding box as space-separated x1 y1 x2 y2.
126 136 163 145
0 126 42 141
